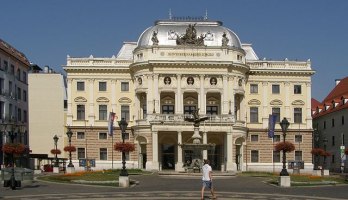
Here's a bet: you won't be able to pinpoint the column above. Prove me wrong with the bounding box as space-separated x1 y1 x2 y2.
176 74 182 114
226 132 234 171
151 131 159 170
67 78 73 125
284 82 290 119
306 82 312 128
146 75 153 115
176 131 184 171
88 79 95 124
222 75 228 114
229 76 235 119
202 132 207 159
111 79 117 113
153 74 159 113
200 75 205 114
262 82 268 128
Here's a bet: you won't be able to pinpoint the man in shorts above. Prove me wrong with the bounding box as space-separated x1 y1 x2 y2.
201 159 216 199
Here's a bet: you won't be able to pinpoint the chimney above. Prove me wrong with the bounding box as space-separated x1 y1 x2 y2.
44 65 49 73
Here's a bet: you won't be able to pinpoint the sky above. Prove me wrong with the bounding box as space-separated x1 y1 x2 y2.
1 0 348 102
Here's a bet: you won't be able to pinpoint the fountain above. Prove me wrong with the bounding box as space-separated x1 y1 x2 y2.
180 109 215 172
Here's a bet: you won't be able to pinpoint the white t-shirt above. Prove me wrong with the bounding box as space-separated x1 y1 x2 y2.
202 164 212 181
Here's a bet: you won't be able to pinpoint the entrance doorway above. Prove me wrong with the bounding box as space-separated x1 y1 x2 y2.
208 145 221 170
161 144 175 170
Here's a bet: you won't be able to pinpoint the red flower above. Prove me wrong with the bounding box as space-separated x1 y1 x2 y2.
50 149 61 155
311 148 325 156
1 143 26 154
274 141 295 152
64 146 76 152
114 142 135 152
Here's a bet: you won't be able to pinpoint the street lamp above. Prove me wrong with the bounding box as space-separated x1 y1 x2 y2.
66 128 74 167
313 129 320 169
279 117 290 176
323 137 328 170
118 118 128 176
53 135 59 167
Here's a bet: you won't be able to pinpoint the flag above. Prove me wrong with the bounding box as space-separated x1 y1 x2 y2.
108 112 116 136
268 114 276 138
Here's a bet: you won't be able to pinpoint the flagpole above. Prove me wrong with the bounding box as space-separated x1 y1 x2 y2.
112 133 114 169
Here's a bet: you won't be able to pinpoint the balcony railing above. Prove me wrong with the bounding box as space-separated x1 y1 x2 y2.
145 114 236 125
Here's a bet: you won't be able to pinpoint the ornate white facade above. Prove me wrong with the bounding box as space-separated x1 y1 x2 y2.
64 18 315 172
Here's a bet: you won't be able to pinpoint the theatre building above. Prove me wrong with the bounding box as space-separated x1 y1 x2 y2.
63 17 315 172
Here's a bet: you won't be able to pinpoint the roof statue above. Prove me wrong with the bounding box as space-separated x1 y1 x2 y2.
184 109 209 127
176 24 205 46
222 32 229 47
151 31 159 45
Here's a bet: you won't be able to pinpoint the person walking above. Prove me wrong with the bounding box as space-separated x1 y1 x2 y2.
201 159 216 199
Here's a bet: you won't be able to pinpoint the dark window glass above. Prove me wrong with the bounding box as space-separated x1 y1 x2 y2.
100 148 107 160
251 150 259 162
272 107 280 122
250 84 258 94
121 105 130 121
250 107 258 123
273 151 281 162
162 105 174 114
295 151 302 161
272 84 280 94
78 148 85 159
77 82 85 91
206 106 218 115
99 82 107 91
294 85 302 94
121 82 129 91
77 105 85 120
99 105 107 120
294 108 302 123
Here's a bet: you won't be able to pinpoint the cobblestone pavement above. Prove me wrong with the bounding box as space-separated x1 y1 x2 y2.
1 173 348 200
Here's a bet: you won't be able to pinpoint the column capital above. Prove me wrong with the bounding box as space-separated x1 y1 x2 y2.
67 78 73 84
262 82 268 86
305 82 311 87
111 79 117 84
153 74 159 79
284 82 291 86
88 79 95 83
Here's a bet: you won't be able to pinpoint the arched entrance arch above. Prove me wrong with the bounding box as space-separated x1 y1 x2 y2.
235 137 245 171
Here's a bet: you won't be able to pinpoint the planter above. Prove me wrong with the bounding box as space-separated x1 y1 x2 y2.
279 176 291 187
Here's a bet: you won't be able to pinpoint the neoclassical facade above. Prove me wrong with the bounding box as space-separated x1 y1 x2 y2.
64 18 315 172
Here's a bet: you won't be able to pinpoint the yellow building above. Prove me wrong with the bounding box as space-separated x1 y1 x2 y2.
64 17 315 173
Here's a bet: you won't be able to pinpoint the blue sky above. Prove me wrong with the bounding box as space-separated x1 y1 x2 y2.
1 0 348 102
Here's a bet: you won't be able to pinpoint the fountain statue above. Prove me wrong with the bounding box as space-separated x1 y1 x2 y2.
181 109 215 172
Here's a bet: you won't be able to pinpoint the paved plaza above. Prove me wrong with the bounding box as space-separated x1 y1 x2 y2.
1 173 348 199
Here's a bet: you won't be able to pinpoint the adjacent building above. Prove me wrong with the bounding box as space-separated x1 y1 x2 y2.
64 17 315 173
312 77 348 172
0 39 30 168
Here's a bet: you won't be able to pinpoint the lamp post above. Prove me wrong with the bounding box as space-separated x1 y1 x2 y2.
279 117 290 176
53 135 59 167
313 129 320 169
8 126 17 190
66 129 74 167
118 118 128 176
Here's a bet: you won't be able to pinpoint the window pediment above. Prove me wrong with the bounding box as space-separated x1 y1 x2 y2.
96 97 110 102
118 97 132 103
74 96 87 102
207 97 218 105
270 99 283 106
292 100 305 106
162 96 174 104
248 99 261 105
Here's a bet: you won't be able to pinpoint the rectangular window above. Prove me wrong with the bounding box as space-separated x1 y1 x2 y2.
332 155 335 163
251 150 259 162
184 105 197 115
100 148 107 160
16 69 21 80
121 105 130 121
342 116 345 125
294 85 302 94
77 105 85 120
273 135 280 142
99 82 107 91
295 135 302 143
323 121 326 129
332 118 335 127
17 108 21 121
99 132 107 140
295 151 302 161
77 148 86 159
121 82 129 91
142 104 147 119
10 64 14 74
272 84 280 94
77 132 85 139
250 107 258 123
23 90 27 102
23 71 27 83
273 151 281 162
251 135 259 142
250 84 258 94
272 107 281 122
17 87 21 100
99 105 107 120
23 110 27 123
294 108 302 123
4 61 8 72
332 136 335 146
0 101 4 121
124 132 130 140
9 104 13 118
77 82 85 91
206 106 218 115
0 78 4 95
162 105 174 114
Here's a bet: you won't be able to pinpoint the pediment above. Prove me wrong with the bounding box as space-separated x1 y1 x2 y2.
118 97 132 103
270 99 283 105
292 100 305 105
184 96 198 105
248 99 261 105
74 96 87 102
162 96 175 104
96 97 110 102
